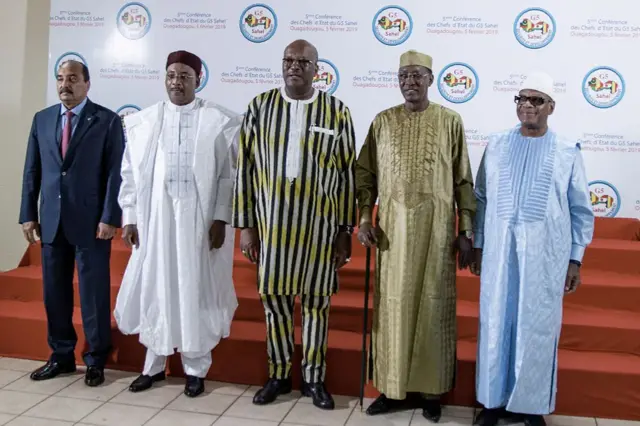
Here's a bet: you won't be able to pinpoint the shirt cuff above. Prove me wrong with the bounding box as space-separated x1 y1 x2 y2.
359 206 373 225
473 232 484 249
570 244 586 262
122 208 136 226
458 211 473 233
213 204 232 224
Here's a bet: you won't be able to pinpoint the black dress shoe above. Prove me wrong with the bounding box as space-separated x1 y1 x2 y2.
473 407 506 426
524 415 547 426
301 381 335 410
184 375 205 398
84 366 105 387
366 394 407 415
252 378 292 405
129 372 166 392
30 361 76 381
421 399 442 423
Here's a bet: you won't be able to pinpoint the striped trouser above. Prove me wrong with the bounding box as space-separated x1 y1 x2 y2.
261 294 331 383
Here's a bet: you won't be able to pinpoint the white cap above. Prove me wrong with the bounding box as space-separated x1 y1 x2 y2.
522 71 554 99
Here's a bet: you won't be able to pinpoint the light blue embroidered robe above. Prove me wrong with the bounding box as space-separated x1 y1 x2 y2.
473 126 595 415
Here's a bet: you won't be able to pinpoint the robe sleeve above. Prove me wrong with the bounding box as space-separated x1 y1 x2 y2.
451 114 476 233
118 122 137 226
213 116 242 224
473 150 487 249
567 147 595 262
232 102 258 229
336 105 357 227
355 120 378 225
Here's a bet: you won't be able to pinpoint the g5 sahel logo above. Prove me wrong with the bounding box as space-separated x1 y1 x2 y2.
53 52 87 79
582 67 625 109
240 4 277 43
372 6 412 46
437 63 479 104
196 59 209 93
313 59 340 95
514 8 556 49
117 2 151 40
116 104 141 119
589 180 620 217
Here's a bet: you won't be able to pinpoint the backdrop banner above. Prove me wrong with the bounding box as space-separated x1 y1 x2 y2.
48 0 640 218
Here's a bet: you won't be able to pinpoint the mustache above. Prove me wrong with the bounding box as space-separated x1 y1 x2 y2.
59 88 73 94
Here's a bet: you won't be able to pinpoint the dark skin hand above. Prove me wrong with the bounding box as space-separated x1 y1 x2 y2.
209 220 226 250
357 222 377 247
333 231 351 270
470 248 482 276
565 263 581 294
21 221 41 245
455 235 473 270
122 224 139 249
240 227 260 264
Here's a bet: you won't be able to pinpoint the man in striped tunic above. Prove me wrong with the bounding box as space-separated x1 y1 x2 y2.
232 39 357 410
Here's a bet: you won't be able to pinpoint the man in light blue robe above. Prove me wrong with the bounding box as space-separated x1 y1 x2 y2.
470 72 595 426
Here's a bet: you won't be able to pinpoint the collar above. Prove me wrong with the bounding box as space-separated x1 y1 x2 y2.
280 87 318 104
166 97 199 112
60 97 88 116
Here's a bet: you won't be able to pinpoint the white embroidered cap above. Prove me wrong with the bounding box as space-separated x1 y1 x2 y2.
522 71 554 99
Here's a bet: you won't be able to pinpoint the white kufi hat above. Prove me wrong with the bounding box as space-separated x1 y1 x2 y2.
522 71 554 99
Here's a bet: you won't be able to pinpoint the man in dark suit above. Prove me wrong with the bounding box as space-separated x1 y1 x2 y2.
19 60 124 387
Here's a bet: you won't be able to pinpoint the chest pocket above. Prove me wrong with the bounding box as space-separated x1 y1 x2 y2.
307 125 338 169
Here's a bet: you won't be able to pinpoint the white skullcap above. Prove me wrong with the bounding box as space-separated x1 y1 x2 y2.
522 71 554 99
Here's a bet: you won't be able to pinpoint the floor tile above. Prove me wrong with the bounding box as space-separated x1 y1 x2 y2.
242 385 301 401
80 402 159 426
297 393 355 408
224 395 296 422
0 371 26 389
206 380 249 396
23 396 102 422
215 417 279 425
597 420 640 426
443 405 476 419
5 417 74 426
411 414 473 425
0 391 48 415
0 414 14 426
283 400 354 425
550 416 597 426
0 360 43 373
346 407 413 425
55 374 129 401
165 392 238 415
145 408 217 426
4 373 82 395
110 384 182 408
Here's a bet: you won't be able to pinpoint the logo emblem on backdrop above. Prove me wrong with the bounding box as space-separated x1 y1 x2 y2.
53 52 87 78
589 180 621 217
514 8 556 49
437 63 479 104
313 59 340 95
240 4 277 43
372 6 412 46
196 60 209 93
117 2 152 40
116 104 141 119
582 67 625 109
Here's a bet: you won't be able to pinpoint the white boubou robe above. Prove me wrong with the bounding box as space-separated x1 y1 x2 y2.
114 98 242 358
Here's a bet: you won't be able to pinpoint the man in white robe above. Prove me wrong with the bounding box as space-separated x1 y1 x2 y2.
470 72 595 426
114 50 241 397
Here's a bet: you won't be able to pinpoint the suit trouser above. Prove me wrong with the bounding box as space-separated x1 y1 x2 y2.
262 294 331 383
41 226 112 368
142 349 212 378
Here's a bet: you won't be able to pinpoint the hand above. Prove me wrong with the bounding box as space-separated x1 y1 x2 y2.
122 224 139 249
357 222 377 247
565 262 581 294
96 223 116 240
21 221 41 245
470 248 482 276
333 231 351 270
209 220 226 250
240 228 260 264
454 234 473 269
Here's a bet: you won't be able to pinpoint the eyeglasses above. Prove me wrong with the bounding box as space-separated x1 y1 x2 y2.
398 72 429 82
514 95 548 107
282 58 314 69
166 73 195 82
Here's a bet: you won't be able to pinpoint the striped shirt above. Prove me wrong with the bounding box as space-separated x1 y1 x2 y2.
232 87 357 296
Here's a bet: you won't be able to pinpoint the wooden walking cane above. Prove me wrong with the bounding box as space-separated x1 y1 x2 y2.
359 246 372 409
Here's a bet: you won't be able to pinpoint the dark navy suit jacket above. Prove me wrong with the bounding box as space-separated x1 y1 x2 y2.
19 99 125 246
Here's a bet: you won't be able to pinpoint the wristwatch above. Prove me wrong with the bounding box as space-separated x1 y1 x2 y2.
339 225 354 234
460 230 473 239
569 259 582 267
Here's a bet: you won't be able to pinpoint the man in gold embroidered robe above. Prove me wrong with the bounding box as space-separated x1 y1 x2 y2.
356 50 476 423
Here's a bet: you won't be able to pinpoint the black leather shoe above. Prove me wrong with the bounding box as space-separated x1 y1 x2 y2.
129 372 166 392
84 366 105 387
184 375 205 398
301 381 335 410
473 408 506 426
252 378 292 405
366 394 407 415
524 415 547 426
421 399 442 423
30 361 76 381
